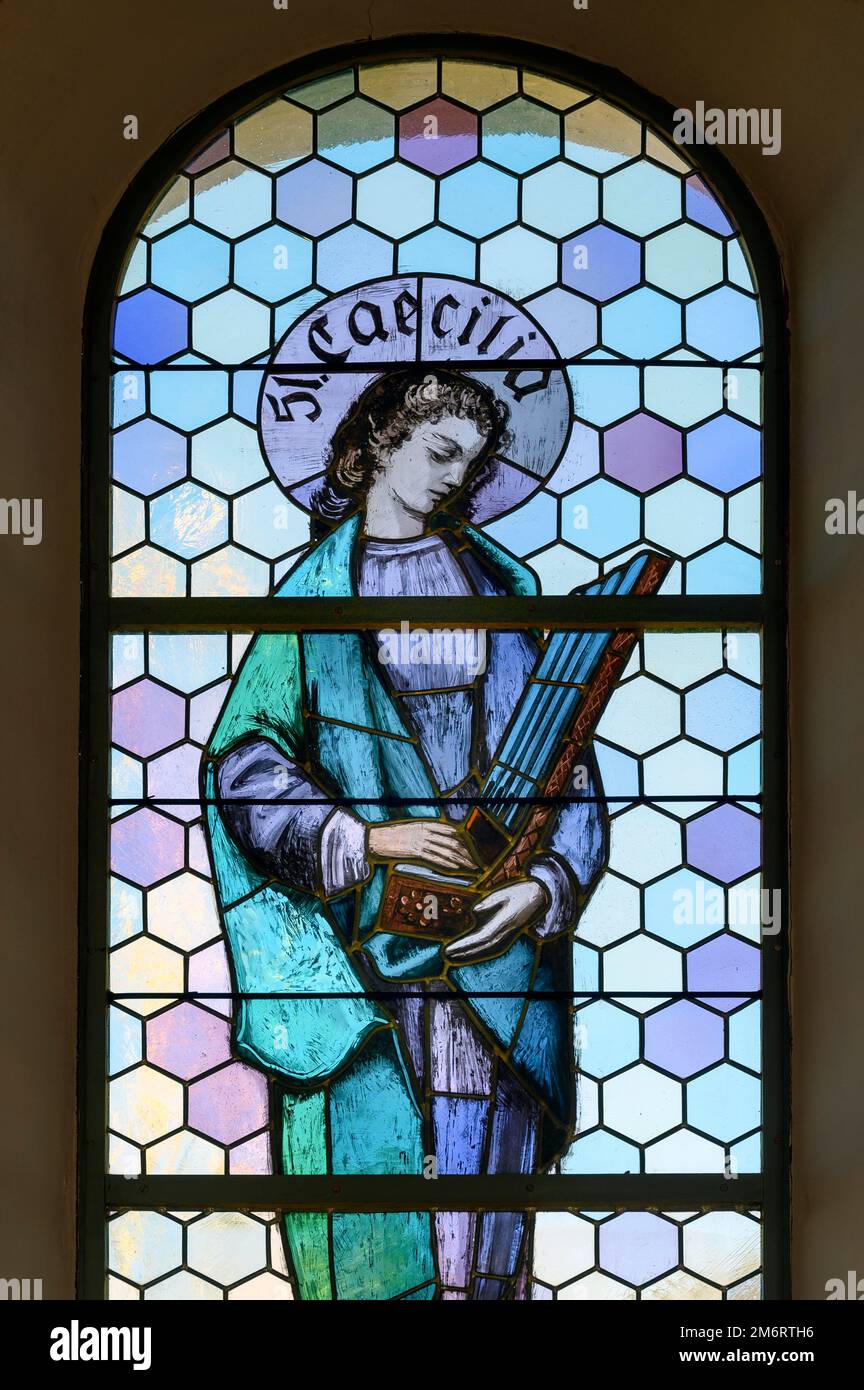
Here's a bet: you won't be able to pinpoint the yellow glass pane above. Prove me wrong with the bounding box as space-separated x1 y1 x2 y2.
148 874 221 952
191 548 271 596
522 72 589 110
646 128 692 173
564 99 642 167
109 1210 181 1281
142 176 190 237
117 239 147 296
113 549 185 598
441 60 518 110
109 1067 183 1146
287 70 354 110
110 937 185 1017
147 1131 226 1175
234 100 313 171
359 60 438 109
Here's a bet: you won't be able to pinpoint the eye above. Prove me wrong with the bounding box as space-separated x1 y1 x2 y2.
429 450 452 464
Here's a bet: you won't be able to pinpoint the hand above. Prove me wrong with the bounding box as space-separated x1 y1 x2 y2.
367 819 477 875
444 879 549 964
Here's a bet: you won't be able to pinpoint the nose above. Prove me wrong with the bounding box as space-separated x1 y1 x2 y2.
443 458 469 487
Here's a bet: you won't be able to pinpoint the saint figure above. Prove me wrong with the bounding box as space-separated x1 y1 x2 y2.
203 367 608 1299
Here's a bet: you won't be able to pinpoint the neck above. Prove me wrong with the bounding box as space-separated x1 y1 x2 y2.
363 477 426 539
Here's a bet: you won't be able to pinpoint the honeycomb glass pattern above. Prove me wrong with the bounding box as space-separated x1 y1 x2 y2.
109 629 762 1180
107 1207 761 1300
110 59 763 597
98 51 780 1306
108 1210 294 1300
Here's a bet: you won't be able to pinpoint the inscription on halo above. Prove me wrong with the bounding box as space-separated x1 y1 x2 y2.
258 275 573 523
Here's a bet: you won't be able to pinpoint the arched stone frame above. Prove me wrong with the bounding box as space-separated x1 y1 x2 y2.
79 34 788 1299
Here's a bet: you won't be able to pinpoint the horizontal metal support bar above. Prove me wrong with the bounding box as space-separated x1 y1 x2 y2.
109 358 763 374
107 991 763 1001
106 1173 762 1212
108 595 764 631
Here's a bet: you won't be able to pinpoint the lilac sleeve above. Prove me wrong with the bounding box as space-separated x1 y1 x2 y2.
527 746 609 940
217 739 370 896
528 855 576 939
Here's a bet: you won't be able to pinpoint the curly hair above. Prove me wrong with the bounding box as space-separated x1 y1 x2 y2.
311 368 509 522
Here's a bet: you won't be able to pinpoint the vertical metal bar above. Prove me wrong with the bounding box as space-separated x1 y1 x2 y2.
78 191 114 1301
758 245 791 1301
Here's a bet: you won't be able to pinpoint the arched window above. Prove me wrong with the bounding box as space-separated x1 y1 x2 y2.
82 39 787 1300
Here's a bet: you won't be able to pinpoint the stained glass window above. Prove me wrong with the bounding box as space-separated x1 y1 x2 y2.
83 46 787 1300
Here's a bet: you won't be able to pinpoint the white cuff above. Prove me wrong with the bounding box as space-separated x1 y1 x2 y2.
528 855 577 939
320 809 370 897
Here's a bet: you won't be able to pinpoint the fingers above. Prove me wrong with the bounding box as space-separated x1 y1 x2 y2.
413 824 476 871
422 845 476 871
444 885 539 962
368 819 477 871
420 824 474 849
445 915 508 962
470 889 508 917
414 840 475 872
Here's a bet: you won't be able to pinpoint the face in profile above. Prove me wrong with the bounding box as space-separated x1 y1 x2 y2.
370 413 487 521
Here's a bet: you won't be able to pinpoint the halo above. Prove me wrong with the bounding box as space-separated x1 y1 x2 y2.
258 275 573 524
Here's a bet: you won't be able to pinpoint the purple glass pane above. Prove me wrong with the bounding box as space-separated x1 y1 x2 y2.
114 288 188 364
276 159 353 236
188 942 232 1018
687 934 760 1014
399 100 478 174
147 1002 232 1080
687 804 760 883
148 743 203 822
113 680 185 759
687 415 761 491
527 287 597 358
111 809 185 887
190 681 232 745
562 225 640 302
644 1000 724 1077
185 131 230 176
112 419 187 496
546 421 600 492
430 1000 493 1095
599 1212 678 1285
229 1133 271 1174
288 473 327 511
187 823 211 876
605 413 683 490
686 175 734 236
188 1061 268 1145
